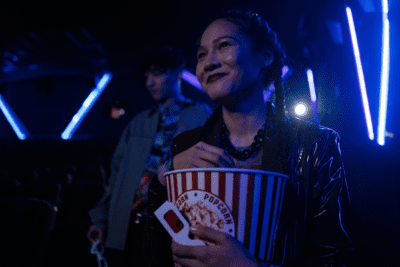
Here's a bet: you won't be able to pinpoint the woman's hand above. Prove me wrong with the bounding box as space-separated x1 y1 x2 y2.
173 142 236 170
157 160 168 186
171 225 257 267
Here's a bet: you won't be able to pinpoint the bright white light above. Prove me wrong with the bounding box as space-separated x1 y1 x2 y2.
294 103 307 116
383 0 388 14
61 73 112 140
346 6 375 141
378 4 390 145
0 94 29 140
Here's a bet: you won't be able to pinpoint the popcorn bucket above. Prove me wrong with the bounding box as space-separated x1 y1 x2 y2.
164 168 288 262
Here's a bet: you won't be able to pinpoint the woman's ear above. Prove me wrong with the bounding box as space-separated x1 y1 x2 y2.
263 49 274 67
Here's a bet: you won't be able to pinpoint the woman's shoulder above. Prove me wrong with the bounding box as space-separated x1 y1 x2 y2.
288 116 340 142
180 100 213 115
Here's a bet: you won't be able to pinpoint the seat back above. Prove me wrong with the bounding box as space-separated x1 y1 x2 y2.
0 197 57 267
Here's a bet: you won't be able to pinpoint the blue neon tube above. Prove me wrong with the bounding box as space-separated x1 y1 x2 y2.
181 70 202 90
61 73 112 140
306 69 319 125
377 0 390 146
0 94 30 140
346 6 375 140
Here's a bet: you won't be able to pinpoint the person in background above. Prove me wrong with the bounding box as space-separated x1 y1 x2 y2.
86 46 210 267
145 10 354 267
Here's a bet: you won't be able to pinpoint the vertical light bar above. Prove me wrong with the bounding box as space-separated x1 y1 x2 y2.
306 69 319 125
378 0 390 146
382 0 388 14
61 73 112 140
0 94 30 140
346 6 375 140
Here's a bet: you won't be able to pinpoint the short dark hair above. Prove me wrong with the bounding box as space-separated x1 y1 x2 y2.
140 46 186 75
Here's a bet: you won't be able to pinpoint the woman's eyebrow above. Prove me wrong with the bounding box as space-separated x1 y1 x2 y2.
212 35 238 44
197 35 239 52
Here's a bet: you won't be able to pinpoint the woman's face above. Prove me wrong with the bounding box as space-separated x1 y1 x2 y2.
196 19 266 105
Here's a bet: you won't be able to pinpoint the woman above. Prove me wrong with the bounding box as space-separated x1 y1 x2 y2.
144 10 354 267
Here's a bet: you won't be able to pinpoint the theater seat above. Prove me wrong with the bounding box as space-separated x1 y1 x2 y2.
20 180 62 206
0 176 21 199
0 197 57 267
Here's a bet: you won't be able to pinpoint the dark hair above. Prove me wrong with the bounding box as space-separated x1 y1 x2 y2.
140 46 186 75
211 10 289 174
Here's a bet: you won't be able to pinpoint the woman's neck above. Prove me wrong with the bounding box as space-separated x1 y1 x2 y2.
222 101 268 148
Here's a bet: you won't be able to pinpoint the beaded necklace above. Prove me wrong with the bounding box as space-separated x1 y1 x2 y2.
220 121 265 160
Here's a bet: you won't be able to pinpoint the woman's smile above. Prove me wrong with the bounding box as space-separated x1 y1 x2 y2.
206 73 228 84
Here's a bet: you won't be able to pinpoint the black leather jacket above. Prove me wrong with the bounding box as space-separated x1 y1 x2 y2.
143 104 354 267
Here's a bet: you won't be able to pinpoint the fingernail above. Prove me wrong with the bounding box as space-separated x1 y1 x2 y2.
190 226 198 232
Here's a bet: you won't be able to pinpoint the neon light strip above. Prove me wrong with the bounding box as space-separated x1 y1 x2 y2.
181 70 202 90
61 73 112 140
306 69 319 125
346 6 375 140
382 0 388 14
378 1 390 146
306 69 317 102
0 94 30 140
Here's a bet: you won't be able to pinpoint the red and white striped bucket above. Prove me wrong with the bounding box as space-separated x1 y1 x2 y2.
164 168 287 262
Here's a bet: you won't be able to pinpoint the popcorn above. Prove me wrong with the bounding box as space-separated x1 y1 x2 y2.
181 201 225 231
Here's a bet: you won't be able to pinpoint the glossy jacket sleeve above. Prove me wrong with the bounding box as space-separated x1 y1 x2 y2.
301 129 354 266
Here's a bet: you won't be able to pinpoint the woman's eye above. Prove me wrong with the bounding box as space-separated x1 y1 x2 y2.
219 42 230 49
197 52 205 60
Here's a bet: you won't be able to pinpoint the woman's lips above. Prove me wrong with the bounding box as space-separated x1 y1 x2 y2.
207 73 227 84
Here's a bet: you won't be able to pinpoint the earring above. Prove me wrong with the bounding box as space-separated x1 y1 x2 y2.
265 59 273 67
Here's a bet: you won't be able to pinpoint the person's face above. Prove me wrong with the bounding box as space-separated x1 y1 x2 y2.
196 19 266 104
145 66 179 101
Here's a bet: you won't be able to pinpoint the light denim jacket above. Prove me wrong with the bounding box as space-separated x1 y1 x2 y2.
88 103 210 250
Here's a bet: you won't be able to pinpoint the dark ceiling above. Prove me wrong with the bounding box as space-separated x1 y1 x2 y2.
0 0 398 138
0 0 369 84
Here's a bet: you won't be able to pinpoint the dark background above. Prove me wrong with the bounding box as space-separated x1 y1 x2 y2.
0 0 399 266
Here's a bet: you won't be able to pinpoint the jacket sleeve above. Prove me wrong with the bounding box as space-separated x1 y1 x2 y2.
143 127 202 267
301 128 354 266
87 119 134 229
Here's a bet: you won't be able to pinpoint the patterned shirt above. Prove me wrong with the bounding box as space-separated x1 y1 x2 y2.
132 98 191 211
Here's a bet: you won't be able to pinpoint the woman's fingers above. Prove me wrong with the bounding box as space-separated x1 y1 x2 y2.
172 255 204 267
173 141 236 170
189 225 232 246
195 142 236 168
171 241 207 260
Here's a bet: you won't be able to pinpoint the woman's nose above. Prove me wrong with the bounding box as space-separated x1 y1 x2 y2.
204 51 221 72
